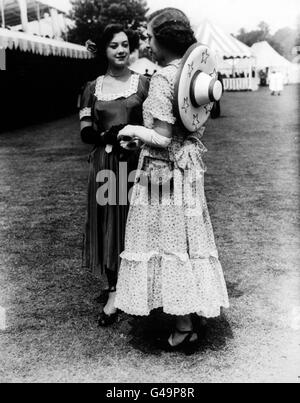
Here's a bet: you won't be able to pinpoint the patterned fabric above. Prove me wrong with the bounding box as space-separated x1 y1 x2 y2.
115 61 229 318
143 66 177 126
79 107 92 121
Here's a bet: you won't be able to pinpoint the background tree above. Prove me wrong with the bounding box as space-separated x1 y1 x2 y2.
67 0 149 45
236 21 271 46
235 21 296 60
272 27 297 60
296 15 300 45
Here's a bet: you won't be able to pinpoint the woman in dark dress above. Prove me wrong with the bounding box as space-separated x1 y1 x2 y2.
79 24 149 326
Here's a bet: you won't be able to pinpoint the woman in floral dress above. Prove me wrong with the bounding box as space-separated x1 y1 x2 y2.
115 9 229 351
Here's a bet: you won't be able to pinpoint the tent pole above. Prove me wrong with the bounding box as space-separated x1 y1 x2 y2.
232 58 235 77
0 0 5 28
17 0 29 33
36 1 42 36
50 8 61 39
249 59 252 90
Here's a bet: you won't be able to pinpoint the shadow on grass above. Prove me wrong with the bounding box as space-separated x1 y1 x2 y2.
127 309 233 356
226 281 244 299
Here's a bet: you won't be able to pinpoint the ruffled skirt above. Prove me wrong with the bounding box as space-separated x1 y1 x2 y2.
115 138 229 318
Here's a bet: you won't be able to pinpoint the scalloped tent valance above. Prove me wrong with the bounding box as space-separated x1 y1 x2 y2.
0 27 92 59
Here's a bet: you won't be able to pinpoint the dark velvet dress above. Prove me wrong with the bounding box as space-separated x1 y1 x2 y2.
79 72 149 283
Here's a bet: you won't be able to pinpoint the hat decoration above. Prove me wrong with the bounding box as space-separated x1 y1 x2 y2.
174 43 223 132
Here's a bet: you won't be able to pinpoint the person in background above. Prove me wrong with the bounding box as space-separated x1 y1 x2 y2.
269 70 284 96
259 69 267 86
79 24 149 326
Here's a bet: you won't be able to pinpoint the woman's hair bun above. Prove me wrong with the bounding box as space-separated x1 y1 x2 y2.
148 8 197 57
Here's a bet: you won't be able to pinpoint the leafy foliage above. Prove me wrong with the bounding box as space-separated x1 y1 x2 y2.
235 21 297 60
296 15 300 46
67 0 149 45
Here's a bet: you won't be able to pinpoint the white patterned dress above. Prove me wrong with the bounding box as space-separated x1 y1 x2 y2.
115 60 229 318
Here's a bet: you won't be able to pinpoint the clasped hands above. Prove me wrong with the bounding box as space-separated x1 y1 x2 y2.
118 125 141 151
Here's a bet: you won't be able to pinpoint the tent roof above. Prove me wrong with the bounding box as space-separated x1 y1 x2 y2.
1 0 66 27
251 41 291 69
196 20 252 60
130 57 161 74
0 27 91 59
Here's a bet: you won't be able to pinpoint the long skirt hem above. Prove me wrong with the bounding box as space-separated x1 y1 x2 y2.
115 253 230 318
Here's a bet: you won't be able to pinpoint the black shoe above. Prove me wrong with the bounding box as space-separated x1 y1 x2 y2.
98 310 119 327
161 328 199 355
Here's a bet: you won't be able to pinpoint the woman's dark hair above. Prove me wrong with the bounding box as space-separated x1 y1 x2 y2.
148 8 197 57
94 24 139 74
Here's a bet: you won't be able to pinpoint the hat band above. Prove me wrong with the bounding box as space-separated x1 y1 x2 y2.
190 70 218 107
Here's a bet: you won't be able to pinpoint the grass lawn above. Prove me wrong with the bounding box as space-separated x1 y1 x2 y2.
0 85 299 383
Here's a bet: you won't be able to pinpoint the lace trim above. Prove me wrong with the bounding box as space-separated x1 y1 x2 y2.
79 107 92 120
143 109 176 126
94 73 139 101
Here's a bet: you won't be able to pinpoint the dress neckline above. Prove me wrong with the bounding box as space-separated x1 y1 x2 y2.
94 71 140 101
166 59 182 68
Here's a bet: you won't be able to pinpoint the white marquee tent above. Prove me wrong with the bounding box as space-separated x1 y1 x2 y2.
251 41 300 84
251 41 291 70
196 19 252 61
195 20 256 90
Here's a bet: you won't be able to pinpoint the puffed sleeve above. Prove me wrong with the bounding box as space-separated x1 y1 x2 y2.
144 72 176 125
79 81 94 121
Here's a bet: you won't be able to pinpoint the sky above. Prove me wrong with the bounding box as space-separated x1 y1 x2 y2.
49 0 299 34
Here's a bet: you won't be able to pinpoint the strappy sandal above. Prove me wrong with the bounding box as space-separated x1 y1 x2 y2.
162 328 199 355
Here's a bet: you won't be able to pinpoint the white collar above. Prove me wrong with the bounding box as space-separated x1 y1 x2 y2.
94 72 139 101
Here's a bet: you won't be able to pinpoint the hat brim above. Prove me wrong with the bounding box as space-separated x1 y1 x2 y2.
174 43 218 132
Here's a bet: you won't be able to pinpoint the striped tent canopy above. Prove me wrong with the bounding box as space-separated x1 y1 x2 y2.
195 20 252 60
0 27 91 59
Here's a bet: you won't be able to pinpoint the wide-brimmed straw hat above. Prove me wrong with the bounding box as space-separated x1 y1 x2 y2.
174 43 223 132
